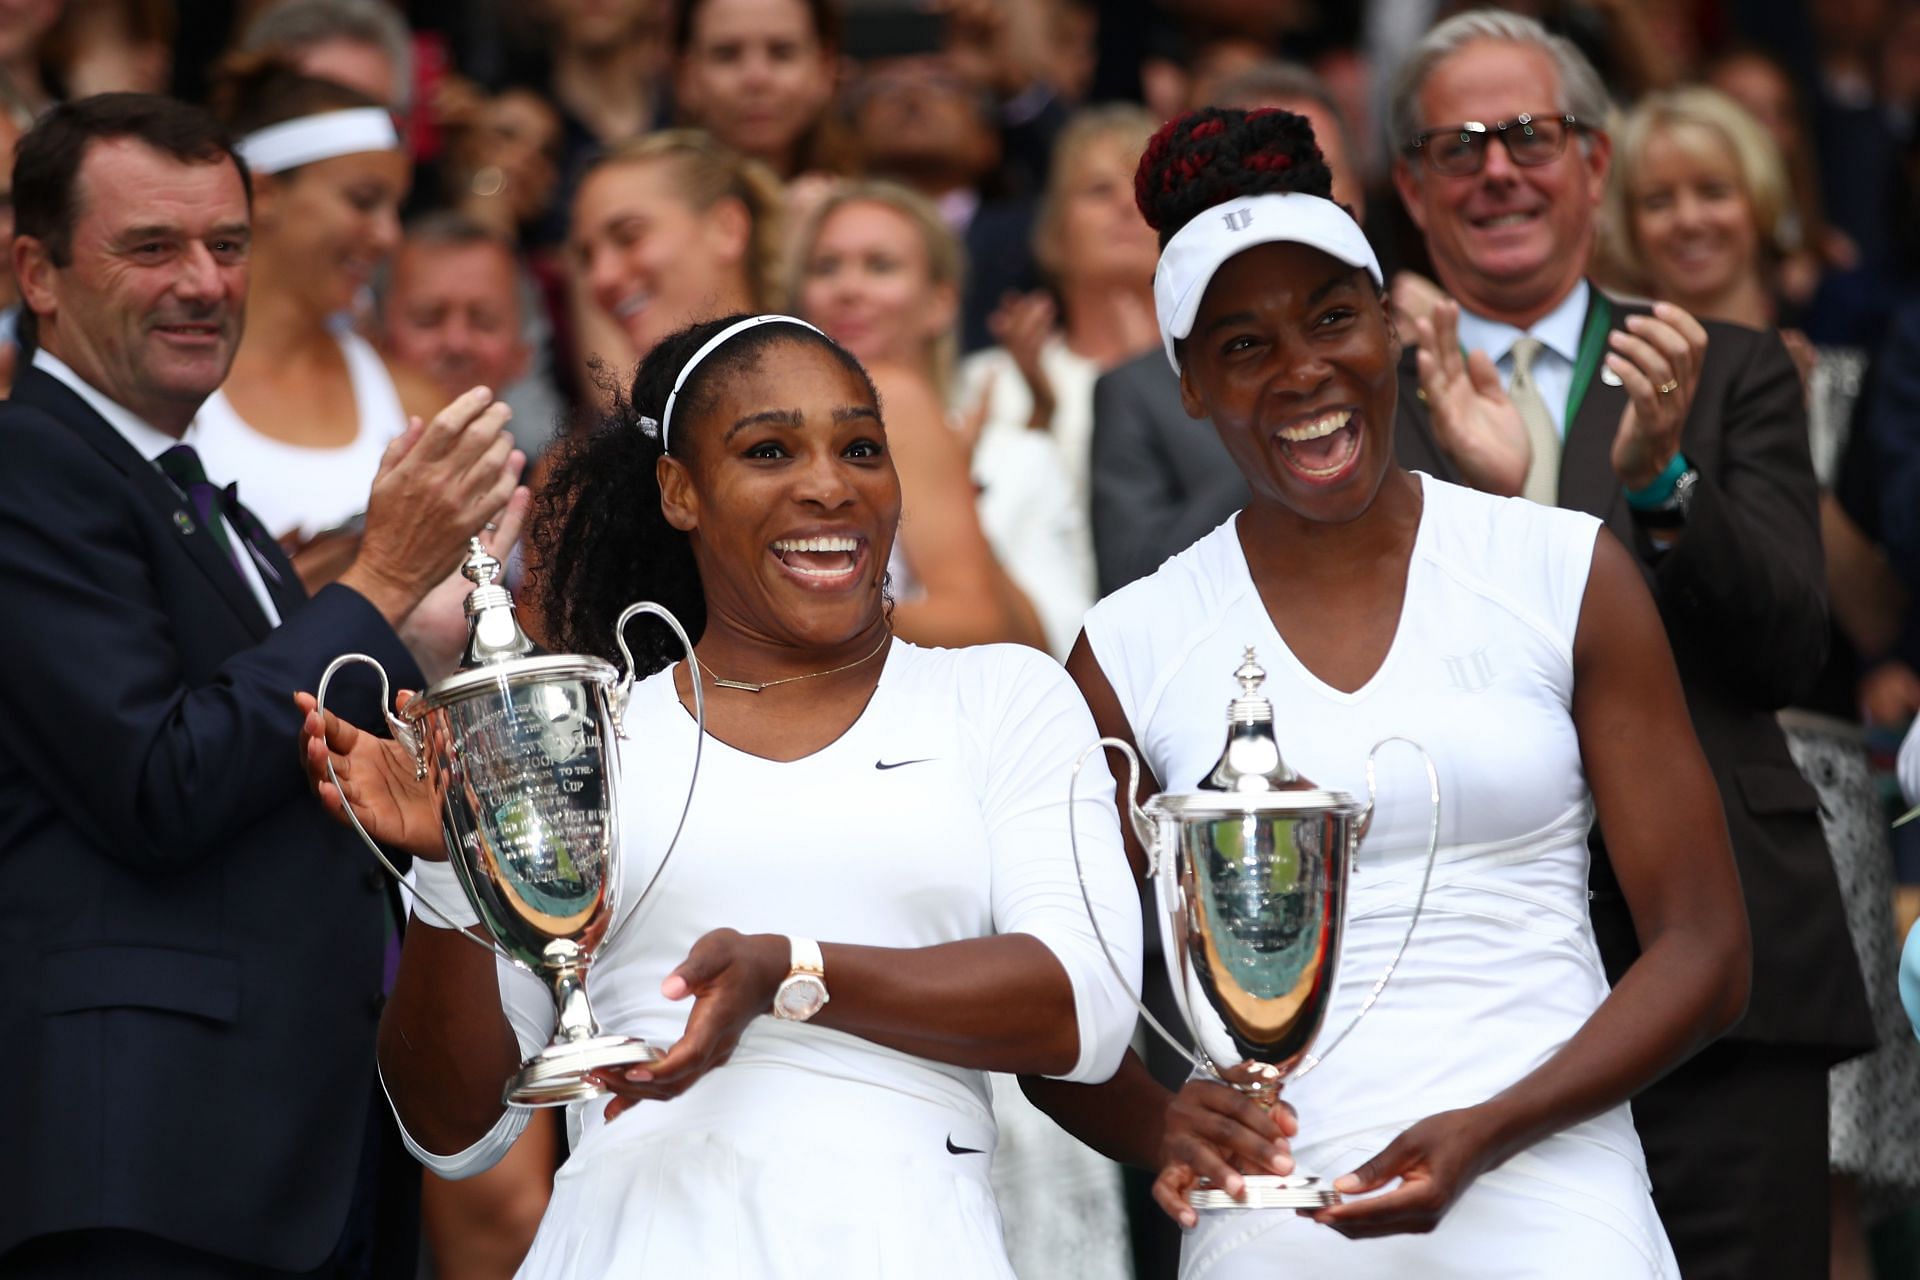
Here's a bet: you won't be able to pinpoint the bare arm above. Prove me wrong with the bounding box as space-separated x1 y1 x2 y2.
1821 492 1909 659
1308 531 1748 1236
380 919 526 1155
297 692 524 1155
594 929 1084 1123
874 364 1046 649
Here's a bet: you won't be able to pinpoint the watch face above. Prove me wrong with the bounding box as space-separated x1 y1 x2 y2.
776 975 826 1019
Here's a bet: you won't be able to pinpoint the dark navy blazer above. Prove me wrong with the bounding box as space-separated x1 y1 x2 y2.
0 364 423 1269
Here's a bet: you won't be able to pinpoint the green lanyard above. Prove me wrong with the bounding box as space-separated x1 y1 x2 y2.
1456 293 1613 425
1563 294 1612 426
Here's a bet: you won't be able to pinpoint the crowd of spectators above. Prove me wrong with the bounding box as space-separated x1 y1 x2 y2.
3 1 1920 1278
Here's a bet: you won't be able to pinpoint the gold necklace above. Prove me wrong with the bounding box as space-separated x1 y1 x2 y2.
702 630 891 693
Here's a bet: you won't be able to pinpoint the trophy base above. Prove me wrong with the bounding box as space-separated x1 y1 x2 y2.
505 1035 663 1107
1190 1174 1342 1211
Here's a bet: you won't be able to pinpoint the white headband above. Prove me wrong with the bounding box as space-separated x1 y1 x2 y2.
1153 192 1383 372
236 108 399 175
660 315 828 453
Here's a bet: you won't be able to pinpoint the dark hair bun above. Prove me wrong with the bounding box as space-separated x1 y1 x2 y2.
1134 108 1335 246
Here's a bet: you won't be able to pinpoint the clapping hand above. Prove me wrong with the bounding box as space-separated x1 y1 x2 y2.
398 485 532 682
988 290 1059 431
1152 1072 1299 1229
1412 300 1530 497
594 928 789 1119
339 386 524 627
1606 302 1707 489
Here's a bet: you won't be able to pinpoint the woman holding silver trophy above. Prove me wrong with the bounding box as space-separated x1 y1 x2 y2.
299 312 1144 1277
1029 109 1752 1276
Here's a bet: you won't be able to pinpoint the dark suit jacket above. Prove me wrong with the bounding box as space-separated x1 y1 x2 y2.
1393 290 1875 1055
1089 349 1250 596
0 366 424 1267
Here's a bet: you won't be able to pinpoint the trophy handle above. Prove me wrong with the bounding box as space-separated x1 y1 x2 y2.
598 602 707 951
315 654 513 961
1068 738 1215 1078
1292 736 1441 1080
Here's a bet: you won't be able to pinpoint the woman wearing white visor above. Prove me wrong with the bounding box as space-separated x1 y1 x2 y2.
198 61 445 591
1029 107 1748 1277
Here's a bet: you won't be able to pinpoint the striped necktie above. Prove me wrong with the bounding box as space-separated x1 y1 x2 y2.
156 443 244 576
1508 336 1561 506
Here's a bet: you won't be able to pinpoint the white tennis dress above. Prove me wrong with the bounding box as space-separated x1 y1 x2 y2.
393 640 1143 1279
1083 476 1681 1279
194 331 408 541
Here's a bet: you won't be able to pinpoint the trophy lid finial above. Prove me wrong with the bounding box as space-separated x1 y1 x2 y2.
460 537 535 667
462 536 503 590
1204 645 1302 792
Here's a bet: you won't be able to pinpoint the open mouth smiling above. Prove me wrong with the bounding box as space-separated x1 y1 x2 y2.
1272 407 1362 482
770 534 868 585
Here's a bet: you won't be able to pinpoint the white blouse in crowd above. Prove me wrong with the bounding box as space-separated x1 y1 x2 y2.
193 330 408 542
955 338 1100 650
1084 476 1680 1277
389 640 1143 1277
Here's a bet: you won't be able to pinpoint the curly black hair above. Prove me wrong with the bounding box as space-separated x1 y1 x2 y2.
1133 107 1337 248
528 315 875 676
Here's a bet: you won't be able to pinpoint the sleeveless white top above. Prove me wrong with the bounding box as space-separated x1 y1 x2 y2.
1084 477 1644 1165
194 330 408 541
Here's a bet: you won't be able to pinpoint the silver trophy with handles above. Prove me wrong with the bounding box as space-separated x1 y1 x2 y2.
318 539 704 1106
1071 649 1439 1210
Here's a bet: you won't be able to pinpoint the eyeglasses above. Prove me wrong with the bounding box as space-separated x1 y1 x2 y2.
1404 113 1583 177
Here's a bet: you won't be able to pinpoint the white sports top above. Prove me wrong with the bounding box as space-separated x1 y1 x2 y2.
1085 476 1644 1165
400 639 1143 1180
194 330 408 541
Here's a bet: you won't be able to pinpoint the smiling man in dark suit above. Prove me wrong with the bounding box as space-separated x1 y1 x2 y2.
1382 12 1873 1279
0 94 523 1276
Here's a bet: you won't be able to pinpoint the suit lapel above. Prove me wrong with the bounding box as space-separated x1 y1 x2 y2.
1557 292 1633 537
9 367 273 638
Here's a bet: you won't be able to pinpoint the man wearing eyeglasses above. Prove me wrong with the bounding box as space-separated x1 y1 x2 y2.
1385 11 1871 1280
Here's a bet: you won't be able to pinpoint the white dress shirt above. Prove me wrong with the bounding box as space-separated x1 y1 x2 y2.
32 347 282 625
1456 279 1591 438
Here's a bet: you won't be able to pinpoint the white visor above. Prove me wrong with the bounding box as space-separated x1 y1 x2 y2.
237 108 399 175
1153 192 1383 372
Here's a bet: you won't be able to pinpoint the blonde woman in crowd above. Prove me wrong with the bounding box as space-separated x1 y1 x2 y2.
1604 86 1920 1278
786 178 1047 650
953 104 1162 600
568 128 784 381
198 59 439 590
795 179 1087 656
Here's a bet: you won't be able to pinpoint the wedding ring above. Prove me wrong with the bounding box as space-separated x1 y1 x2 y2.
483 521 498 532
470 165 506 198
1657 379 1679 395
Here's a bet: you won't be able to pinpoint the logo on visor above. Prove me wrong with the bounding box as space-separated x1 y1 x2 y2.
1222 209 1254 232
